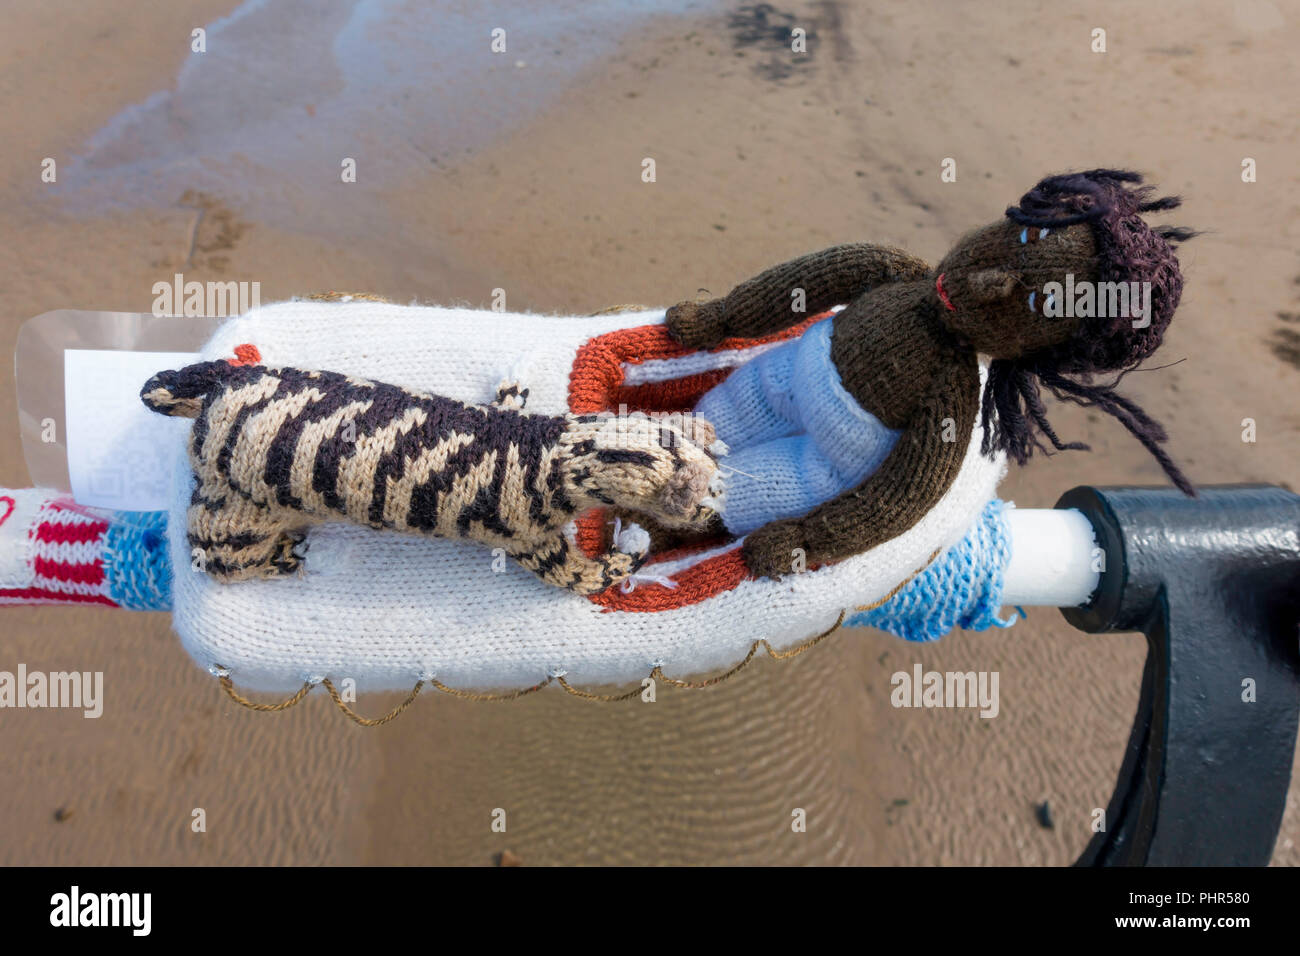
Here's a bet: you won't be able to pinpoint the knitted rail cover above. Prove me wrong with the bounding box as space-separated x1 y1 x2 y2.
0 490 170 609
166 300 1006 692
848 498 1021 642
0 491 1018 637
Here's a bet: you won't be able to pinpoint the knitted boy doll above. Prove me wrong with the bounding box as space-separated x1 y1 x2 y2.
667 169 1194 580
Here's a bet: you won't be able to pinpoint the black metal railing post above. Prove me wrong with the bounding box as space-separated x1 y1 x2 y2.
1057 485 1300 866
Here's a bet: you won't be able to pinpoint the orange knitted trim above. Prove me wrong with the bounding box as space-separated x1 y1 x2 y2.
567 314 825 414
613 369 734 413
567 314 827 611
640 534 731 566
586 544 750 611
572 511 608 559
229 343 262 366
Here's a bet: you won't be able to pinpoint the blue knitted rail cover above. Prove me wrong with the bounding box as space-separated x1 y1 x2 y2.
844 498 1022 641
94 500 1022 640
102 510 173 611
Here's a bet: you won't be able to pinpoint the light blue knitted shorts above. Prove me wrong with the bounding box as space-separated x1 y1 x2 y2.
695 317 900 536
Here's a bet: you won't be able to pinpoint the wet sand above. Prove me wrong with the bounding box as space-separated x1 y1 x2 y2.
0 0 1297 864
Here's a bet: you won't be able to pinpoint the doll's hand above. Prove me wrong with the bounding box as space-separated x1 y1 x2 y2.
665 299 727 350
742 519 809 580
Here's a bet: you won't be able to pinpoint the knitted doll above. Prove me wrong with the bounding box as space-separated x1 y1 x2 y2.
140 360 721 595
667 169 1194 580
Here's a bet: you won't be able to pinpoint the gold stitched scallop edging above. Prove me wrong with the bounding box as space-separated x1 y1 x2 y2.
587 304 652 315
213 609 846 726
302 291 394 303
853 547 943 613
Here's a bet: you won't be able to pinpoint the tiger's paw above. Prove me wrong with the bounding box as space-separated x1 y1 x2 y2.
493 379 529 411
611 517 652 562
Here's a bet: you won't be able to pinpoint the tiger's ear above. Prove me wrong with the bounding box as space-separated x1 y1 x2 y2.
140 361 232 418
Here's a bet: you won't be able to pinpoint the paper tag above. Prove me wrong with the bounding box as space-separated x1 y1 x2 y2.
64 350 199 511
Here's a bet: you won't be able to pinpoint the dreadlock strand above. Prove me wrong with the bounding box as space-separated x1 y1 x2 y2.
1016 370 1090 455
1039 370 1171 444
1035 369 1193 494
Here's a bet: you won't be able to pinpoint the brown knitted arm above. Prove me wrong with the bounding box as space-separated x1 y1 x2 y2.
741 356 980 579
666 244 932 349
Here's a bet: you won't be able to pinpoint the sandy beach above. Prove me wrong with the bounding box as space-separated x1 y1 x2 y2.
0 0 1297 865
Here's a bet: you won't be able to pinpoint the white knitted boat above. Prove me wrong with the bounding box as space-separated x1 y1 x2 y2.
169 300 1006 692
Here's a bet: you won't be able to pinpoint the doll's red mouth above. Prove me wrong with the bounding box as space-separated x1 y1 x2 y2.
936 273 956 312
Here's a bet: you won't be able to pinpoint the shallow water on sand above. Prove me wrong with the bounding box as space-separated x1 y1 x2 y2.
56 0 717 244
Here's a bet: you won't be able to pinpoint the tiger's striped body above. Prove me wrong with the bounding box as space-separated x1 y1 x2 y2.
141 360 720 594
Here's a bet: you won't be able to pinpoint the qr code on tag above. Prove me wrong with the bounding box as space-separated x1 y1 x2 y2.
65 350 199 511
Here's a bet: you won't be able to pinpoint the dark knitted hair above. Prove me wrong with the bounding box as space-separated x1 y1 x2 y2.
980 169 1196 495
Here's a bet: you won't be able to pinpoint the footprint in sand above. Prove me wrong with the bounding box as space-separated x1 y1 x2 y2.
174 190 249 273
1267 278 1300 371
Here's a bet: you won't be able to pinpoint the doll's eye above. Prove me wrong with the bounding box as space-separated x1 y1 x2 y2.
1019 227 1051 245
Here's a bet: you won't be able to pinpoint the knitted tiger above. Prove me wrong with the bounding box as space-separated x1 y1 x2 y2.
140 360 722 595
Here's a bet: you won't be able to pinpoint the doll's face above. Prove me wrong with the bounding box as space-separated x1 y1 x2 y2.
932 219 1098 358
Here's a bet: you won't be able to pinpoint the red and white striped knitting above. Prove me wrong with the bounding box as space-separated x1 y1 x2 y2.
0 490 115 607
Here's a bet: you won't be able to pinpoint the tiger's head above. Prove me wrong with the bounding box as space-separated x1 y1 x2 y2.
558 410 724 531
